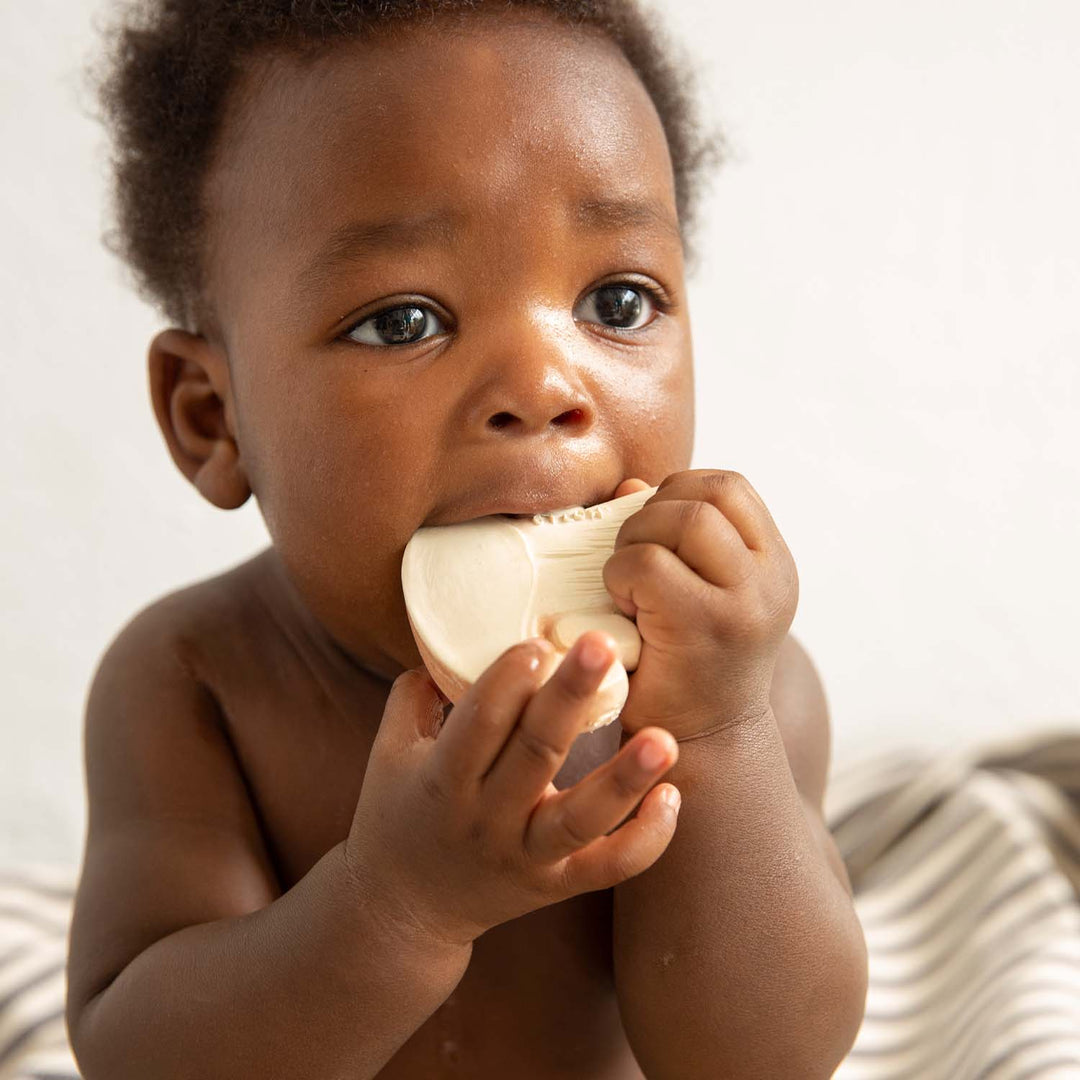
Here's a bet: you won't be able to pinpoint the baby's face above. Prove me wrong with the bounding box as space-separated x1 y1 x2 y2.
202 9 694 679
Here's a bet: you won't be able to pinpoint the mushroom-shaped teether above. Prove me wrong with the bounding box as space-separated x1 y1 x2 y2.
401 486 657 731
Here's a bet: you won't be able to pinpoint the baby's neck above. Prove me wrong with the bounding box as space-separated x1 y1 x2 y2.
254 547 398 716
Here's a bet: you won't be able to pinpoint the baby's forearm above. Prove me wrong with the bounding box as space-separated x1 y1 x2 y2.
69 842 472 1080
612 711 867 1079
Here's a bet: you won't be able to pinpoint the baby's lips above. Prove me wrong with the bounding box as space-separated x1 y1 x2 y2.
613 477 652 500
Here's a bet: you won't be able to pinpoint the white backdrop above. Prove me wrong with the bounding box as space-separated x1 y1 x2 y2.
2 0 1078 867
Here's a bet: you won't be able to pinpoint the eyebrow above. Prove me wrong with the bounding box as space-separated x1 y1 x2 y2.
574 196 682 243
295 196 682 298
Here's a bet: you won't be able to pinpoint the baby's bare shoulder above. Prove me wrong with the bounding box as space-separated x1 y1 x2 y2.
69 551 282 1021
101 548 274 674
81 547 279 828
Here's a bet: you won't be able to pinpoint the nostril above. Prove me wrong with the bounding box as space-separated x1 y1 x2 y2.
553 408 585 426
487 408 586 431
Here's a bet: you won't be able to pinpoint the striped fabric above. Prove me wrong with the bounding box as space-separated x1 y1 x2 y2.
1 726 1078 1080
826 726 1080 1080
0 866 78 1080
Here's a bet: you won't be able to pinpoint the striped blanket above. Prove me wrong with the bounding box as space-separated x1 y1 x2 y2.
0 866 76 1080
828 727 1080 1079
2 726 1079 1080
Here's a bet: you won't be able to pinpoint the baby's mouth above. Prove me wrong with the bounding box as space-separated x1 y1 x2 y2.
429 483 618 529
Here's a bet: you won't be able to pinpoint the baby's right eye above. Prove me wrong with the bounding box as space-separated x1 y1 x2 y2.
343 304 446 346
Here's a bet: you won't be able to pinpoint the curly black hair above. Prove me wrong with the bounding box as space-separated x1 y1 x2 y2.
90 0 725 331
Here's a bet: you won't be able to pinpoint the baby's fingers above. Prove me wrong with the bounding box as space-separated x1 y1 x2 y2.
525 729 679 878
483 631 623 813
430 638 557 790
556 782 681 896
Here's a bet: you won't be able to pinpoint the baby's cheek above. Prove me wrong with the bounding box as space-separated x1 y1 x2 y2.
611 371 693 472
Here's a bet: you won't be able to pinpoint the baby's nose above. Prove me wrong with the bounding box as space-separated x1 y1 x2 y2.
486 403 590 434
465 342 596 438
457 302 600 437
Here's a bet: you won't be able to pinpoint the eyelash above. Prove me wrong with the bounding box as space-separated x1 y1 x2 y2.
339 281 673 348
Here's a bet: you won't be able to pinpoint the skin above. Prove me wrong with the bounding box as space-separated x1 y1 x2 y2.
66 7 866 1078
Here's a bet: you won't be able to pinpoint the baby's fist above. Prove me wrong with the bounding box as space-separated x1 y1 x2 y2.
604 470 798 739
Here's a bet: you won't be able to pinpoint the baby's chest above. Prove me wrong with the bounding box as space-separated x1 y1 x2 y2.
374 894 646 1079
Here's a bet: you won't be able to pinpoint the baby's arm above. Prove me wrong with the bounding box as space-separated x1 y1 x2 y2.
65 599 472 1080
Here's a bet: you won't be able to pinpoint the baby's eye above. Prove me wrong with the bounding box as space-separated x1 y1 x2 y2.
575 284 659 331
343 304 446 346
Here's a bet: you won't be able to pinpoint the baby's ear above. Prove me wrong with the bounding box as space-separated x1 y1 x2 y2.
148 329 251 510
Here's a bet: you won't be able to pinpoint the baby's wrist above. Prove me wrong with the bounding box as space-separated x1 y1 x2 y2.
671 703 776 743
335 841 476 960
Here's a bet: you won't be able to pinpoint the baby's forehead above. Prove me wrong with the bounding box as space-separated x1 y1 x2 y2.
205 15 677 269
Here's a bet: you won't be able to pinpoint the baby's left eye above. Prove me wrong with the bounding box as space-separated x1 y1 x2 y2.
575 285 658 331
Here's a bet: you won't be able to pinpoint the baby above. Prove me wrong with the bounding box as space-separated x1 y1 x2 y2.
66 1 868 1077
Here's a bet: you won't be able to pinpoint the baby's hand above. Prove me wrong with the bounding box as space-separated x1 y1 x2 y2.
343 633 680 950
606 471 799 740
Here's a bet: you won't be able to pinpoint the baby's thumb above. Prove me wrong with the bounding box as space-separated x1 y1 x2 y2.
378 667 448 749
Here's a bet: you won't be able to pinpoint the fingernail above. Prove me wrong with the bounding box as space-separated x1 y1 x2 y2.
577 634 615 672
638 740 668 770
661 786 681 812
